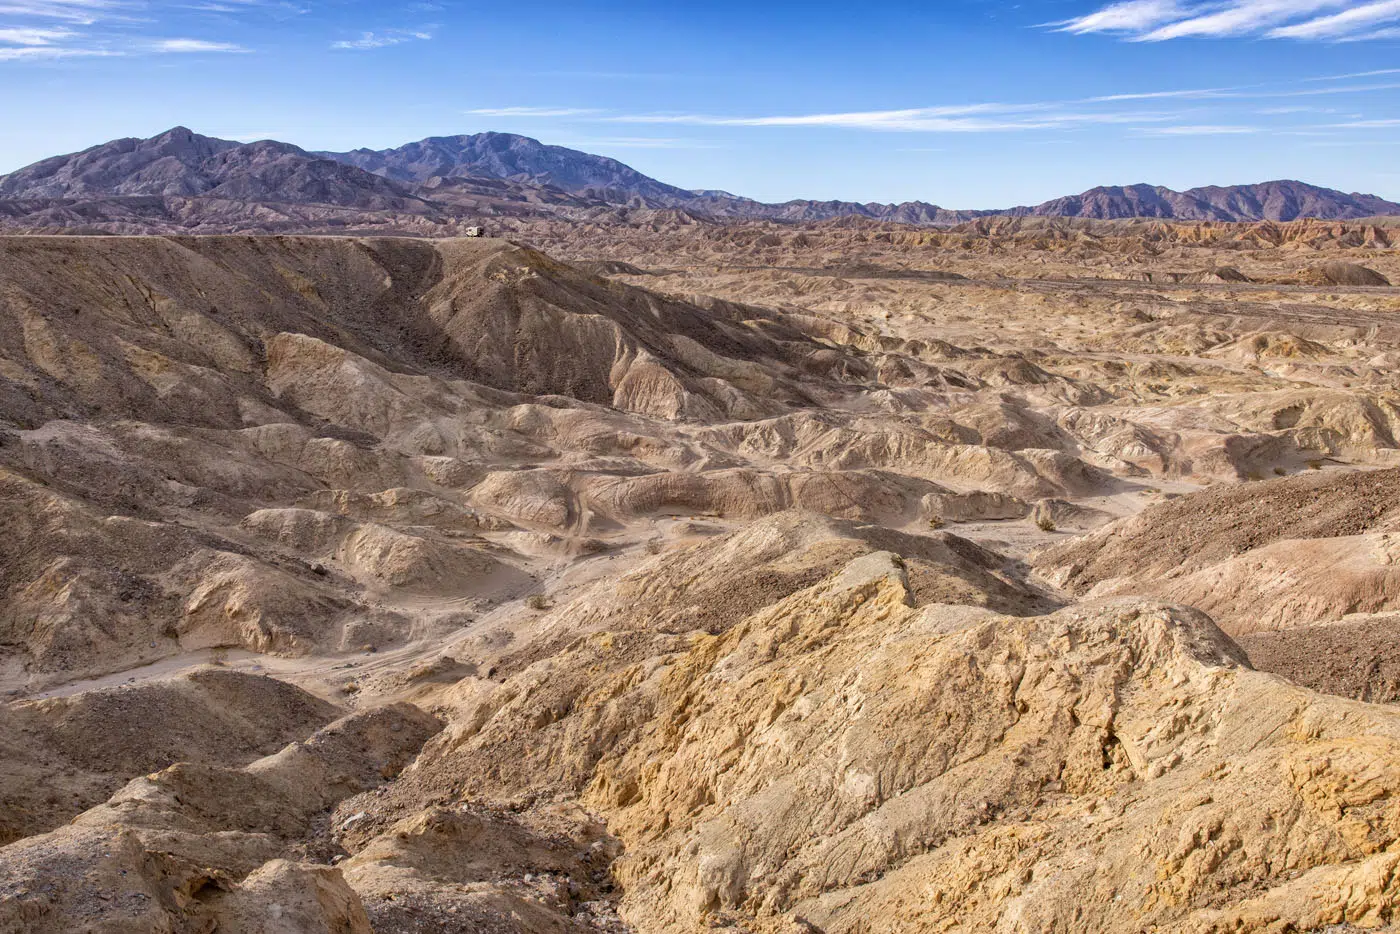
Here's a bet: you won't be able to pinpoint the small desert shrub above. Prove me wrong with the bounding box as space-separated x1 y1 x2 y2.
1273 467 1287 476
645 539 664 555
928 515 946 530
1036 516 1057 532
526 594 551 612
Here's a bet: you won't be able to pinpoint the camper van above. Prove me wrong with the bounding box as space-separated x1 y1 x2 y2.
464 226 485 238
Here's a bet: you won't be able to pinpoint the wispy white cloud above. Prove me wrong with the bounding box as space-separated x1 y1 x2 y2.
0 42 114 57
1303 137 1400 145
1138 124 1261 134
1054 0 1192 33
1145 1 1345 40
0 25 72 43
331 28 433 50
0 14 105 58
594 103 1183 133
457 67 1400 140
550 136 725 150
478 80 1399 135
1330 117 1400 126
504 69 693 81
607 102 1013 126
1081 80 1400 103
1306 68 1400 79
0 0 124 24
0 0 270 62
464 106 602 117
1085 85 1242 101
179 0 298 11
1271 81 1400 95
1333 23 1400 35
1056 0 1400 41
1269 0 1400 36
152 37 247 51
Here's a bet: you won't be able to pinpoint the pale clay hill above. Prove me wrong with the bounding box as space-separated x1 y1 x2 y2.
1 128 1399 238
0 199 1399 934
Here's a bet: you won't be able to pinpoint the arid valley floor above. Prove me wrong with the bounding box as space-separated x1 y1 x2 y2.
3 216 1400 932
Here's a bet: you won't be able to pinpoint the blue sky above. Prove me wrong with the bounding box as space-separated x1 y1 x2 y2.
1 0 1399 207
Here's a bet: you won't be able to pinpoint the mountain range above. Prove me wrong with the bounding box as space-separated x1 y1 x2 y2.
0 126 1396 233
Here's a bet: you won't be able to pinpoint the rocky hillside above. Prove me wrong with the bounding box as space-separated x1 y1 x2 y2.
2 225 1400 931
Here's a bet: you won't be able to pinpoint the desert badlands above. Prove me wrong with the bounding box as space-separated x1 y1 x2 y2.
0 206 1395 933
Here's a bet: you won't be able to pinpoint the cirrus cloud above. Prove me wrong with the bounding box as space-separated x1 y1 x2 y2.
0 0 267 62
464 106 603 117
152 37 247 52
1056 0 1400 41
0 25 72 43
331 28 433 50
1138 123 1260 134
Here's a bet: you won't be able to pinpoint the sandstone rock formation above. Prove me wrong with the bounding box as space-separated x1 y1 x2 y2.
1034 467 1400 633
335 552 1400 933
1315 261 1392 287
0 223 1398 933
0 667 339 844
0 701 439 933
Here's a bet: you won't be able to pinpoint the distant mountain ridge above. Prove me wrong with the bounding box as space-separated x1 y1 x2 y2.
0 127 428 211
2 127 1397 228
316 132 698 207
1013 181 1400 223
